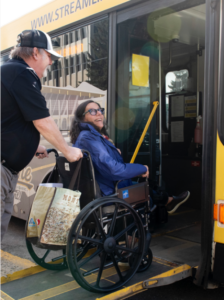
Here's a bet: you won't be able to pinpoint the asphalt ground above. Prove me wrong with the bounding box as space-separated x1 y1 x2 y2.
1 217 33 277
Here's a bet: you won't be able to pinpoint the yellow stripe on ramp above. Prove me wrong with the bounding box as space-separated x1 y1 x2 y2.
18 266 129 300
1 248 97 285
1 265 46 285
1 250 36 269
97 264 192 300
0 291 15 300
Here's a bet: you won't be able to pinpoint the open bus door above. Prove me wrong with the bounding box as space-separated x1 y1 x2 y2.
207 0 224 287
115 0 224 291
195 0 224 288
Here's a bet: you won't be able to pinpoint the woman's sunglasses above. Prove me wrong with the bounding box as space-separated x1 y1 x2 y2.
83 108 105 116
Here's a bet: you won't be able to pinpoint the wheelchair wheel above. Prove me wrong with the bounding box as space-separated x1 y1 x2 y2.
136 248 153 273
25 213 95 270
26 239 68 270
66 197 145 293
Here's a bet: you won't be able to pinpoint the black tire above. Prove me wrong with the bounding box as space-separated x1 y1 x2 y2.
26 239 68 270
66 197 145 293
136 248 153 273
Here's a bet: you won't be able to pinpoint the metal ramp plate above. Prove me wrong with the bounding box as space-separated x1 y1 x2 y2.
1 256 178 300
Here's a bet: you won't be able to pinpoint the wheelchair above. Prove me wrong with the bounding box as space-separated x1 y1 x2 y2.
26 149 153 293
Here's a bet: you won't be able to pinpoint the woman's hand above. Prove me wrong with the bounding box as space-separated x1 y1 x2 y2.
142 165 149 178
117 148 121 155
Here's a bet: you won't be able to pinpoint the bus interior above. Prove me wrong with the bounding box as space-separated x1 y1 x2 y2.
116 2 205 268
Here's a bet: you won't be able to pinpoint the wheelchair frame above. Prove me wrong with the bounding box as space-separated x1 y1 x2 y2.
26 149 153 293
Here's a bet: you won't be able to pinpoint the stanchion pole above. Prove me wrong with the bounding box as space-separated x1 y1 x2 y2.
130 101 159 164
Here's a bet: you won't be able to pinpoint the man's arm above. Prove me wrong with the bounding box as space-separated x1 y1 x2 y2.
33 116 83 162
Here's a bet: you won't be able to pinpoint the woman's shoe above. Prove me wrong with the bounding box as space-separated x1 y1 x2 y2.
166 191 190 214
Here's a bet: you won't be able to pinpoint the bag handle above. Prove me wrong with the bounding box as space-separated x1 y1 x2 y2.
68 158 82 190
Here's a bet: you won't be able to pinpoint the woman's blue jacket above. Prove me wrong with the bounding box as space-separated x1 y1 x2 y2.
73 123 147 196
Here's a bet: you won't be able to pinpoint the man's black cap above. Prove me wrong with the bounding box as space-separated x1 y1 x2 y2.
16 30 62 60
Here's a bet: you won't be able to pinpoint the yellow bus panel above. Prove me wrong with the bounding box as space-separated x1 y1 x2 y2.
0 0 130 52
214 133 224 243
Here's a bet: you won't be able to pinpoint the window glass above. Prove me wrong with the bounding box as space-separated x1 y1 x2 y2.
0 53 10 66
165 70 189 128
166 70 189 93
41 18 109 131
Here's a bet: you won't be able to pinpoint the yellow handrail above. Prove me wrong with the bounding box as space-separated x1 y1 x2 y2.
130 101 159 164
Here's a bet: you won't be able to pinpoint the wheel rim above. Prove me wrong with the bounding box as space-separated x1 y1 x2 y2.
136 248 153 273
26 239 68 270
67 198 145 293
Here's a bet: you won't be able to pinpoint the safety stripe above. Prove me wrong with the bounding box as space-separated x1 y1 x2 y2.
18 266 129 300
1 250 36 269
0 291 15 300
1 248 96 285
96 264 192 300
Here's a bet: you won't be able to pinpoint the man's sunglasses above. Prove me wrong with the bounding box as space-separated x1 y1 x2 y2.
83 108 105 116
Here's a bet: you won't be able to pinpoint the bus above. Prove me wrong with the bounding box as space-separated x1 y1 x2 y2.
1 0 224 298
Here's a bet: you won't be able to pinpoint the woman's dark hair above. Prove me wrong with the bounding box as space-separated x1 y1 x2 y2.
70 100 108 144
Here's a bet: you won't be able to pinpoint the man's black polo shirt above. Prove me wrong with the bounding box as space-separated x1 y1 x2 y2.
1 57 50 172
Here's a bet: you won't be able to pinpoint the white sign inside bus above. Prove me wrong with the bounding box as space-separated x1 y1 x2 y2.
1 0 131 51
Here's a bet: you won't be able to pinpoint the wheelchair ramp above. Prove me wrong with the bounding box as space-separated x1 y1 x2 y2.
1 255 179 300
1 209 200 300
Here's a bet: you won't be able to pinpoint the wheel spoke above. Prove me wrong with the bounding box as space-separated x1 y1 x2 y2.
108 204 118 236
111 253 124 282
114 223 135 241
41 249 50 262
78 247 103 268
93 211 106 239
115 245 139 254
74 234 103 246
95 251 107 287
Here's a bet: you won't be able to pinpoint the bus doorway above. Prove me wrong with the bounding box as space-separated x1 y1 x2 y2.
116 2 205 267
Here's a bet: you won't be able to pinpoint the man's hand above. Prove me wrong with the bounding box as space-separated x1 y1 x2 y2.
141 165 149 178
35 145 49 159
64 146 83 162
33 117 83 162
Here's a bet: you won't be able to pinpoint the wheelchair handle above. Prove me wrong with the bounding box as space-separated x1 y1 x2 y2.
36 148 59 157
81 149 92 157
36 149 90 159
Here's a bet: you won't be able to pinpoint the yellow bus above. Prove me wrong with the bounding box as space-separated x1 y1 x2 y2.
1 0 224 298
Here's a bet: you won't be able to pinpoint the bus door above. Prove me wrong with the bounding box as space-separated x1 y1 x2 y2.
114 0 215 289
116 11 160 181
211 0 224 286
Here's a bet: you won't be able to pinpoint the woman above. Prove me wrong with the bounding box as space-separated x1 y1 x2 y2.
70 100 190 213
70 100 149 196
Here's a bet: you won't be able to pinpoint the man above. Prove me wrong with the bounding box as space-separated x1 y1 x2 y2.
1 29 83 240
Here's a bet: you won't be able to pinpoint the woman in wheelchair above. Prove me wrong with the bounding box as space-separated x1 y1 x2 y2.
70 100 189 213
67 100 189 292
70 100 149 196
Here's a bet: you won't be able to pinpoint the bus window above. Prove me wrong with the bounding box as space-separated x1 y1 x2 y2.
0 53 10 66
40 18 109 131
165 70 189 129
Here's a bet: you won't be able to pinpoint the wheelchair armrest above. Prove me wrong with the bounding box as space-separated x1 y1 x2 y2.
150 204 157 213
114 177 148 193
107 193 119 197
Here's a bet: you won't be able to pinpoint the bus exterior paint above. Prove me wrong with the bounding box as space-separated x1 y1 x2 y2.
0 0 130 52
214 134 224 243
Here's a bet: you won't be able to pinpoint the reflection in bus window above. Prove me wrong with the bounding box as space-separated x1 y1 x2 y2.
165 69 189 129
0 54 10 66
40 18 109 131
